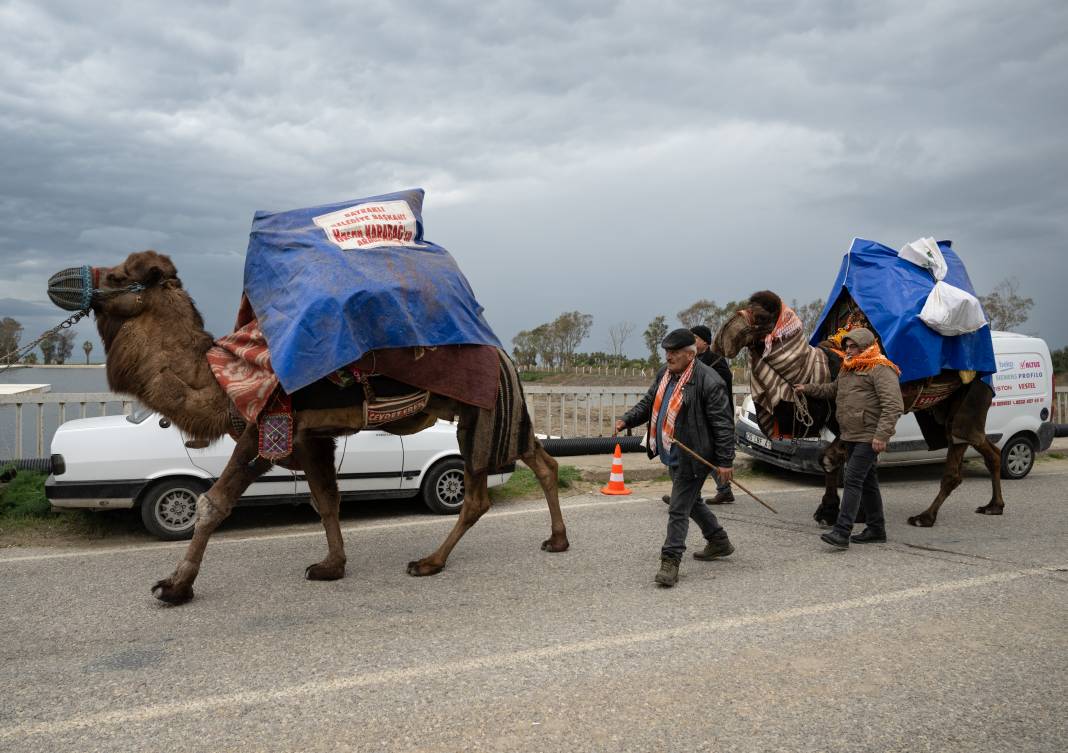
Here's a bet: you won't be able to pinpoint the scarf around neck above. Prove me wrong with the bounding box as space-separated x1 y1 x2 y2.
841 343 901 376
648 358 695 453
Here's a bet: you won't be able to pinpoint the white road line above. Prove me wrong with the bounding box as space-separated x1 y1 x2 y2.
0 487 816 564
0 564 1060 741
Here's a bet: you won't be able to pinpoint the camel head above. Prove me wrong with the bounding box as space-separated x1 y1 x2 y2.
48 250 198 347
711 290 783 358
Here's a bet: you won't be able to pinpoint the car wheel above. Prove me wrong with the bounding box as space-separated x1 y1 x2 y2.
1000 434 1036 480
421 458 466 514
140 479 207 540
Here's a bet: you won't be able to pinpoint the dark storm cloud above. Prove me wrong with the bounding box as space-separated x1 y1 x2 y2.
1 0 1064 360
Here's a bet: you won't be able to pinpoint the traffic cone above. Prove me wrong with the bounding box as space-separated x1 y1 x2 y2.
600 443 632 495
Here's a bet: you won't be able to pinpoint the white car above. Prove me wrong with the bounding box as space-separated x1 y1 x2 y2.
45 407 513 540
735 331 1057 479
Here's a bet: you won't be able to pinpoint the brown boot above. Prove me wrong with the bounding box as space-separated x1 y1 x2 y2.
706 490 735 505
654 556 680 587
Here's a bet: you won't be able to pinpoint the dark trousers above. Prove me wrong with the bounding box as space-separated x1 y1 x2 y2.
663 465 727 560
834 441 886 536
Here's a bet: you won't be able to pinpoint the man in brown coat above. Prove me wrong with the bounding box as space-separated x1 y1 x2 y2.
795 327 904 548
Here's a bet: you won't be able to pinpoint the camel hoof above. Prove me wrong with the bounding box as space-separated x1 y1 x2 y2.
975 504 1004 516
541 535 570 552
908 513 936 527
305 562 346 581
406 559 444 577
152 578 194 605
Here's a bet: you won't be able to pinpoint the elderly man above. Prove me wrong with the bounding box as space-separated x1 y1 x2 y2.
691 324 735 505
615 328 736 587
795 327 903 549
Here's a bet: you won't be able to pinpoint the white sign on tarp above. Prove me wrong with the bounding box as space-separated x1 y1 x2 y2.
313 199 419 251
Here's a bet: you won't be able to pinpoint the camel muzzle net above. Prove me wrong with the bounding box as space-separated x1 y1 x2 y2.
47 265 94 311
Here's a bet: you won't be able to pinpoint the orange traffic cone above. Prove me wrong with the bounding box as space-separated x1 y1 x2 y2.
600 443 633 495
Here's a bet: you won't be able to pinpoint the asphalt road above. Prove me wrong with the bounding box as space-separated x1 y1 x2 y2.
1 461 1066 753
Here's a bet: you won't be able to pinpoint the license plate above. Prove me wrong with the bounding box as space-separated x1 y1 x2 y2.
745 431 772 450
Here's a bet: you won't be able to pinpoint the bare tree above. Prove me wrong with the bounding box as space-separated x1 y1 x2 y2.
643 315 668 368
83 340 94 364
790 298 826 335
608 321 636 364
979 278 1034 332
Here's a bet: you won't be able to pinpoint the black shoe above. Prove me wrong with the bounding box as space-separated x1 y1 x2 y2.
661 494 671 505
820 531 850 549
706 490 735 505
850 527 887 543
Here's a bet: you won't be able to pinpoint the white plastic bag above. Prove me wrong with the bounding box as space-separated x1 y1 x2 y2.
899 237 987 336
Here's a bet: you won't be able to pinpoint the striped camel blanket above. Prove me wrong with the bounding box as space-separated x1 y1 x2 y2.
750 307 833 439
456 350 534 475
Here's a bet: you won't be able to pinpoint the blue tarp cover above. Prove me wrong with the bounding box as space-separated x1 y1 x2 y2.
809 238 996 384
243 188 502 393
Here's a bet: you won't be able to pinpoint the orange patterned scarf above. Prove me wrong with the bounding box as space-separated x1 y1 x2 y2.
648 358 695 453
841 343 901 376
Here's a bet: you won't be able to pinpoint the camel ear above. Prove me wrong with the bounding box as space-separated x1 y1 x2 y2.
126 250 177 287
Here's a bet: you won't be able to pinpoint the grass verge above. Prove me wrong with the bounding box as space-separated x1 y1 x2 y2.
489 465 582 502
0 469 140 544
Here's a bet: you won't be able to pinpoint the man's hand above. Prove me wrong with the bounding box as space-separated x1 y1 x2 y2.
614 419 626 434
872 438 887 453
793 383 806 395
716 467 733 484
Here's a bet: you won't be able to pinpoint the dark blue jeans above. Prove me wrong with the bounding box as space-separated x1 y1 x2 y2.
663 465 727 560
835 441 886 537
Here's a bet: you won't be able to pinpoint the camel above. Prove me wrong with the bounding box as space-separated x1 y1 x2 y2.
50 251 569 605
712 290 1005 527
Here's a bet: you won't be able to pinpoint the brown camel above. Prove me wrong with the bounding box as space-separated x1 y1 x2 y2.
53 251 569 605
712 290 1005 527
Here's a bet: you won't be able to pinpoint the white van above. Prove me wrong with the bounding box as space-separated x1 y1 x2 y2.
735 331 1056 479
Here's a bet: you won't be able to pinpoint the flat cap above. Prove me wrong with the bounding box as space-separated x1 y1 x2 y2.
690 325 712 344
661 328 696 350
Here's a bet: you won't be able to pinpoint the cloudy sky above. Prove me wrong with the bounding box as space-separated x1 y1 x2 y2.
2 0 1065 364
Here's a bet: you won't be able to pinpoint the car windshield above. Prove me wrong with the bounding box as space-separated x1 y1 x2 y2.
126 404 155 424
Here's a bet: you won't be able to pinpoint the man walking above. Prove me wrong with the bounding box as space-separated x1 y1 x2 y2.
794 327 903 548
615 329 736 587
691 324 735 505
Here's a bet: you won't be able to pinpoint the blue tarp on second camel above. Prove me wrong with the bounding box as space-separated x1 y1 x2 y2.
809 238 996 384
242 188 502 393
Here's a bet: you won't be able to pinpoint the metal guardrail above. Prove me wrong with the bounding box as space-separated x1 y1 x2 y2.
0 393 134 459
2 386 1066 458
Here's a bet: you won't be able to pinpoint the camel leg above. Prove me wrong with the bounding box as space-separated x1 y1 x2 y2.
907 444 967 527
523 442 569 552
973 437 1006 516
407 468 492 577
813 439 845 527
293 435 347 581
153 426 270 605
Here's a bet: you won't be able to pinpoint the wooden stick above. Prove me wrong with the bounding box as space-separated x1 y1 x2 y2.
672 438 778 514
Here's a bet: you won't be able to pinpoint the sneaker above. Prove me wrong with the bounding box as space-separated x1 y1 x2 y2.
820 530 850 549
706 490 735 505
850 527 887 543
693 536 735 560
654 557 680 587
661 494 671 505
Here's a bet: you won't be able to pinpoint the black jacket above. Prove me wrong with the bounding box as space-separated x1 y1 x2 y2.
621 360 735 476
698 349 733 396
